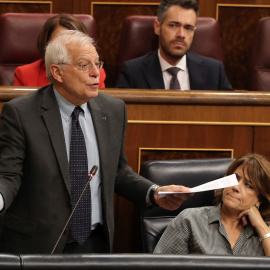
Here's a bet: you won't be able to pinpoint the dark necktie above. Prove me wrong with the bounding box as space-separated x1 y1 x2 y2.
167 67 181 89
70 106 91 245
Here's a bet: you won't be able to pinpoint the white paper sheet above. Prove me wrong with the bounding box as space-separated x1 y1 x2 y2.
158 174 238 197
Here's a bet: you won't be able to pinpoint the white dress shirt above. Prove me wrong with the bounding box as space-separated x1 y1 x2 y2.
158 50 190 90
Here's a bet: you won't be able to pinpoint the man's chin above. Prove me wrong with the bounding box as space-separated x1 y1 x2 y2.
89 89 99 97
84 85 98 97
171 48 187 58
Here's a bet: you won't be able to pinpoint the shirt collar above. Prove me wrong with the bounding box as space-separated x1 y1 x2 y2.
158 49 187 72
53 86 87 121
208 204 222 224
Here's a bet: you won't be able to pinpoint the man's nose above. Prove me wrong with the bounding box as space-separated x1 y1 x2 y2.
90 65 100 77
176 26 185 38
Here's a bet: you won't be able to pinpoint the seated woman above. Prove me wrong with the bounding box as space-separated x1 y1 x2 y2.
154 153 270 256
13 14 106 88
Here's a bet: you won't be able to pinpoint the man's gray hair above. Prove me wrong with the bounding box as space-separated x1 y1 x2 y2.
45 30 95 82
157 0 199 24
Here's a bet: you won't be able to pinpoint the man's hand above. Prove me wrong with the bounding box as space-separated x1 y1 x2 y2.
154 185 193 211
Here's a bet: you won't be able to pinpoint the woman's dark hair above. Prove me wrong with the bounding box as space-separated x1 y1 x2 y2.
37 14 88 58
215 153 270 223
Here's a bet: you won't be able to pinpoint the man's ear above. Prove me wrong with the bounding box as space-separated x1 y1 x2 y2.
50 64 64 83
154 19 160 36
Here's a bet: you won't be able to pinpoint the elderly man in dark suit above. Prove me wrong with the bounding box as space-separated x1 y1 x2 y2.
0 30 190 254
116 0 232 90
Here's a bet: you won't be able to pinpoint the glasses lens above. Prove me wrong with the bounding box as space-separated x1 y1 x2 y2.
81 61 104 72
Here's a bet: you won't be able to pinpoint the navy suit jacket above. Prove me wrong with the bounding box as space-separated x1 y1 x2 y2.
116 51 233 90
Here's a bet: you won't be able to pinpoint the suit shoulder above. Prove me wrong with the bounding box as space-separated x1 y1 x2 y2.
123 51 157 67
94 92 125 110
97 92 124 103
6 85 49 109
187 51 223 66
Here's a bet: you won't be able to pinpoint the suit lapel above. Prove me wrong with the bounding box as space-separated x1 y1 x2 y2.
88 96 110 200
41 85 70 195
187 52 206 90
143 51 165 89
40 88 112 198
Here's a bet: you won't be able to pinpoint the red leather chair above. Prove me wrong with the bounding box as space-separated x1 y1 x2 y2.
0 13 97 86
118 16 224 73
249 17 270 91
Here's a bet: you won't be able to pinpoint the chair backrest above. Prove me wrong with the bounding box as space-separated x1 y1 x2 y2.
140 158 234 253
0 13 97 86
249 17 270 91
118 16 224 72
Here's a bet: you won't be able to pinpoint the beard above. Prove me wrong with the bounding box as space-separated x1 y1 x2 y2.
160 38 189 60
158 25 192 62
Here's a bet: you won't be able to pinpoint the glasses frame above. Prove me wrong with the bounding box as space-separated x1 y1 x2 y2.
59 61 104 73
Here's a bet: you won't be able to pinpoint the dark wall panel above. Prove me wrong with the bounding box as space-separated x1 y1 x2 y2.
0 1 52 13
92 3 158 87
217 4 270 90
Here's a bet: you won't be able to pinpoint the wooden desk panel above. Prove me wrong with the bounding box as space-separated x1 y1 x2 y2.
102 89 270 252
0 87 270 253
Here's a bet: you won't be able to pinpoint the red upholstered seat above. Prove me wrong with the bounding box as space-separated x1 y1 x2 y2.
117 15 224 73
0 13 97 85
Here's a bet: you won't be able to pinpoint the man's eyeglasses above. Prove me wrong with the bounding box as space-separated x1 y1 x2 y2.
59 61 104 73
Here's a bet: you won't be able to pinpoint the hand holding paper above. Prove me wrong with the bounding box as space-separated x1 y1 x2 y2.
158 174 238 198
154 185 192 211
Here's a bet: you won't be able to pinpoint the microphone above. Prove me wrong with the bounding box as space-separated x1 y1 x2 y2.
51 165 98 254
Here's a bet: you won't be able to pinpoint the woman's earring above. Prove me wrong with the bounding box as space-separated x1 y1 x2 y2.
257 204 260 210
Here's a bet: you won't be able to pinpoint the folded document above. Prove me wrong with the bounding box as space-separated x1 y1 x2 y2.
158 174 238 197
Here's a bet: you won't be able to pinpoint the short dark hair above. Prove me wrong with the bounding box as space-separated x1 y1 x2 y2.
37 14 88 58
215 153 270 223
157 0 199 24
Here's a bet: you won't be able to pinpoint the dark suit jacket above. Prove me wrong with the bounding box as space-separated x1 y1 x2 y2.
116 51 233 90
0 85 153 254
